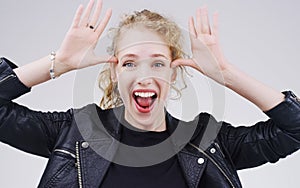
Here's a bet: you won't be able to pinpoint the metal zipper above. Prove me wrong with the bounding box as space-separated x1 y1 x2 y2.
76 142 83 188
214 142 225 158
0 74 16 84
54 149 76 159
189 143 235 188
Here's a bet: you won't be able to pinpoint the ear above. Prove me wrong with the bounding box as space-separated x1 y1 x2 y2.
110 62 118 83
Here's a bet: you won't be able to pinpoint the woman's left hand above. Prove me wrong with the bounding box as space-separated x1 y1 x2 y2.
172 6 230 85
172 6 285 110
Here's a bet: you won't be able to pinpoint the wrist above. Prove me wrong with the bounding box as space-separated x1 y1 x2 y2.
221 63 241 88
208 61 237 87
50 51 73 78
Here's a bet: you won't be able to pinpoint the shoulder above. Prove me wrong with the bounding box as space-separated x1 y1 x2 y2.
167 111 225 149
72 104 123 137
191 112 227 148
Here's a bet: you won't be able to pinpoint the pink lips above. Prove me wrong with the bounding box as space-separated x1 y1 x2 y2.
132 89 157 113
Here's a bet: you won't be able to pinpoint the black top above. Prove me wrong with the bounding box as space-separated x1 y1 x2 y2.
100 122 188 188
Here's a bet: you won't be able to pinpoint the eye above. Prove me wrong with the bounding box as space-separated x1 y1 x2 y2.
122 60 136 68
153 61 165 68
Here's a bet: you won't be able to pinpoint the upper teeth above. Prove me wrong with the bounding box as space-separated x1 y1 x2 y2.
134 92 155 98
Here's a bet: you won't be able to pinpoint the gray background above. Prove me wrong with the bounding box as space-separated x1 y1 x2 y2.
1 0 300 187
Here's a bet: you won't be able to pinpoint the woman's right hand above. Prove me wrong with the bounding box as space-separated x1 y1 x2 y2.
55 0 117 76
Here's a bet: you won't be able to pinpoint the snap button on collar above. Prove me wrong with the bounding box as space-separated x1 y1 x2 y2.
81 142 89 148
197 158 205 165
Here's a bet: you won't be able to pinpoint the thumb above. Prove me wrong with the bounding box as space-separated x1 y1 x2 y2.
171 58 199 70
96 55 118 64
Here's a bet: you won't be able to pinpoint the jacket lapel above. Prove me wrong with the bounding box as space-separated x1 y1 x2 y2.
79 139 118 187
165 112 208 188
177 146 207 188
73 104 122 187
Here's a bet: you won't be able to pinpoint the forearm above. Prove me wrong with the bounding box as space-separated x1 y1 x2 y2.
13 55 51 88
13 54 71 88
223 64 285 111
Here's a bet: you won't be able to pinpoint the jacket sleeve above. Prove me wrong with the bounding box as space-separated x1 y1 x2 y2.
218 91 300 170
0 57 73 158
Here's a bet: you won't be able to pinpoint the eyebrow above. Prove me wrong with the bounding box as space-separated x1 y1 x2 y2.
120 54 138 61
151 54 170 60
120 53 170 61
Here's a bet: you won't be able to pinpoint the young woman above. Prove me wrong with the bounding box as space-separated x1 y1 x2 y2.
1 0 300 187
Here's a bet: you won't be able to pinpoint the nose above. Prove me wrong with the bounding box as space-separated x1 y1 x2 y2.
136 63 155 86
138 77 154 86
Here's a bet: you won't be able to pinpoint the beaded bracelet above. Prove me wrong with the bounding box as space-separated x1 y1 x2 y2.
50 51 58 79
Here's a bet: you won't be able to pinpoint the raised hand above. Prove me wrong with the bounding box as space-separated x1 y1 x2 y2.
55 0 117 75
172 6 229 85
172 6 285 110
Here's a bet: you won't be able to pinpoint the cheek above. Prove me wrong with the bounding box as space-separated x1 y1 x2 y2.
153 69 173 83
116 71 135 97
156 70 174 99
160 81 171 93
156 78 172 99
117 70 134 83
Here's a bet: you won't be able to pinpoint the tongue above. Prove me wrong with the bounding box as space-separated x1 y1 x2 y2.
136 97 153 107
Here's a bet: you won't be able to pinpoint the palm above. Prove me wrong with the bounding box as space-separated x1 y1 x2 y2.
58 27 99 69
56 0 116 72
172 7 229 85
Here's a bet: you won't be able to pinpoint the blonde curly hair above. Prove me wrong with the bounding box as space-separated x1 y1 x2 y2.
98 9 186 109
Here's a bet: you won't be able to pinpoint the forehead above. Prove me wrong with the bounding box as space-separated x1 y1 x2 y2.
116 26 171 58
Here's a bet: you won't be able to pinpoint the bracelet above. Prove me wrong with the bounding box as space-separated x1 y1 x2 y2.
50 51 58 79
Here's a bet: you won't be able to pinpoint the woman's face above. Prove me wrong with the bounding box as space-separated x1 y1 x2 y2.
112 26 176 130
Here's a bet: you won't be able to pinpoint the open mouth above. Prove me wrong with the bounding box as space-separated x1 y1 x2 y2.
132 89 158 113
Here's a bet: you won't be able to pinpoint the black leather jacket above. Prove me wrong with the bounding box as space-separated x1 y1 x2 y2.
1 57 300 188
